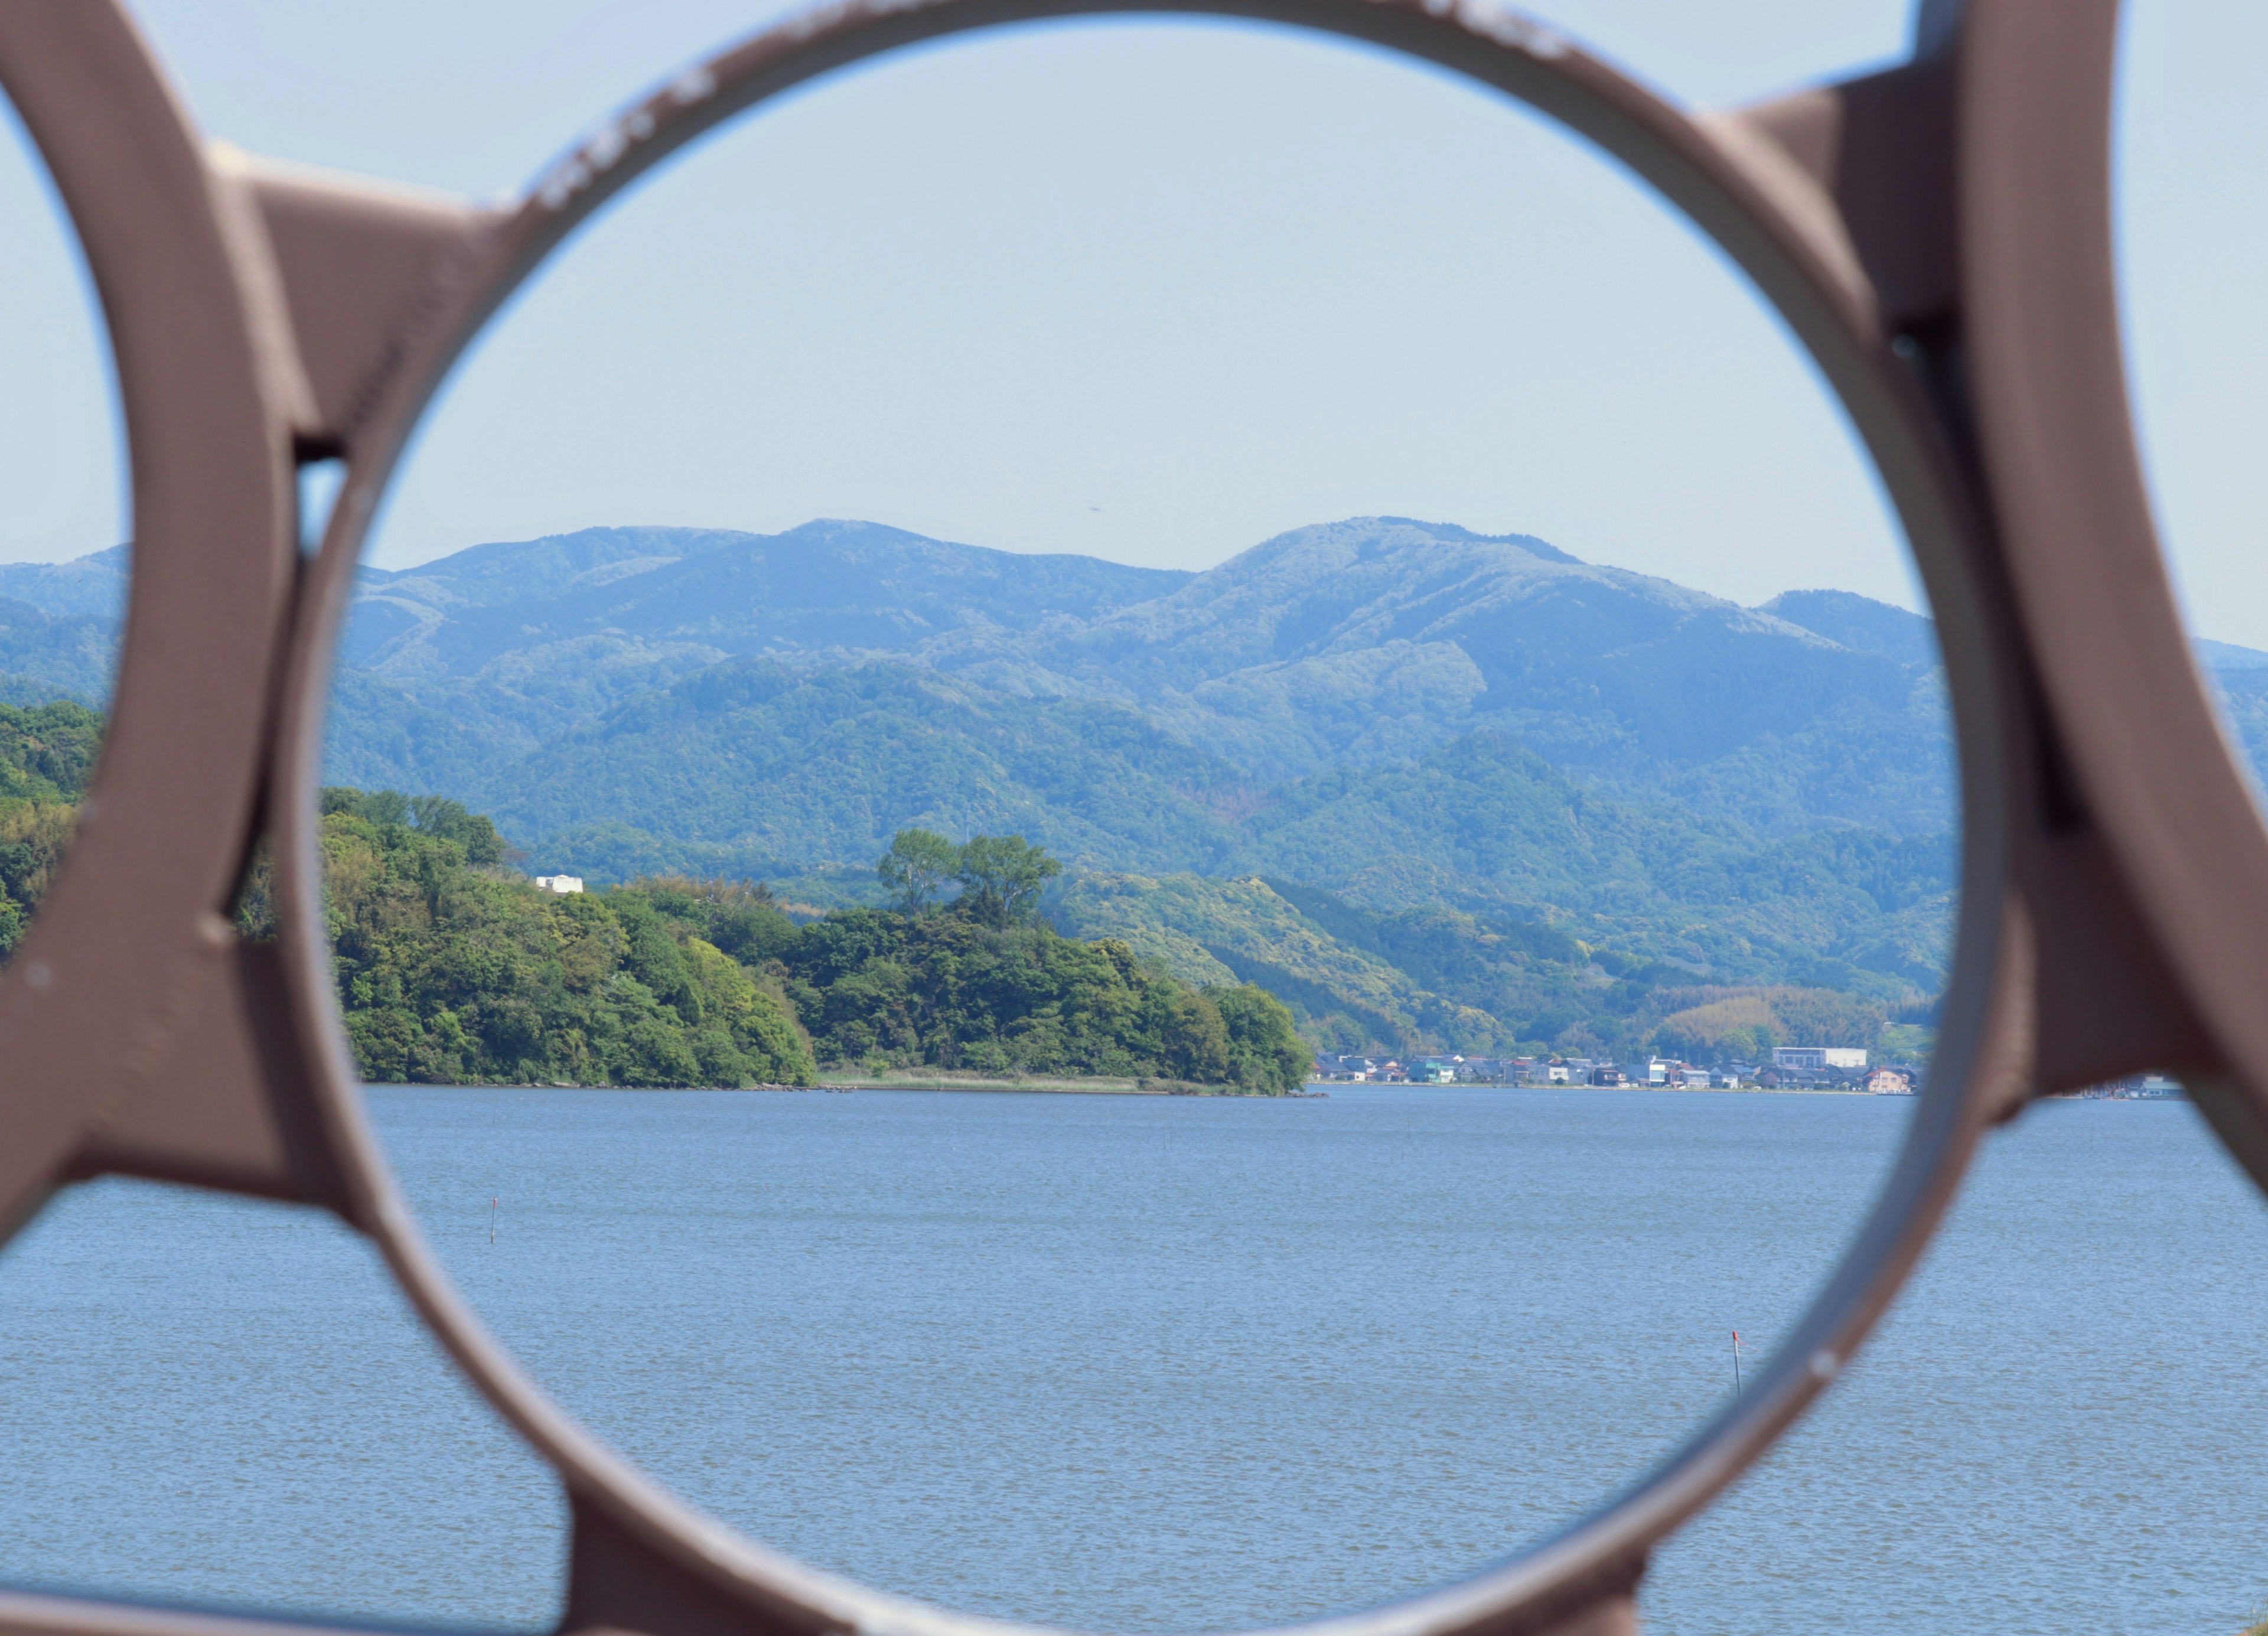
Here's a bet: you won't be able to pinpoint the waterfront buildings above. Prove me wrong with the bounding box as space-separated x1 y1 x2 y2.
1772 1045 1868 1071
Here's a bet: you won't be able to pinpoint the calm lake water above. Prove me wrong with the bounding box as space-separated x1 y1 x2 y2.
1 1086 2263 1636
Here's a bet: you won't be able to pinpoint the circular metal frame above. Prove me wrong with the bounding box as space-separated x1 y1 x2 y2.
264 4 2023 1635
0 1 300 1239
5 1 2263 1634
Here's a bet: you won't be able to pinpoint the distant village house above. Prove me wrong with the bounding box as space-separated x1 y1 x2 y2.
1772 1045 1867 1071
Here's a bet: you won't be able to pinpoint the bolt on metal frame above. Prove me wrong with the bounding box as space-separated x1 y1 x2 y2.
0 2 2258 1635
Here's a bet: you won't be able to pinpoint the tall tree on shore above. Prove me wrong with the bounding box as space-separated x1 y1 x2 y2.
954 834 1063 928
876 827 961 915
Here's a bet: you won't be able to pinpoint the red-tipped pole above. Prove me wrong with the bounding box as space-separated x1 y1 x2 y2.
1732 1329 1743 1394
490 1195 497 1245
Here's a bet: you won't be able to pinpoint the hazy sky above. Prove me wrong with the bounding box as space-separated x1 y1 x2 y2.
1 1 2260 641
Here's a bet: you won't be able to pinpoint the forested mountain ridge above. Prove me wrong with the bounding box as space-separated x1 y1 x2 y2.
439 678 1951 999
1050 869 1916 1062
6 514 2259 1064
17 517 2254 838
347 519 1191 677
0 598 119 706
320 516 1958 832
0 546 131 619
475 659 1256 881
918 519 1918 793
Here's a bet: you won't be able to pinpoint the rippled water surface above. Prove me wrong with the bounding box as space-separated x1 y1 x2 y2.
1 1088 2262 1635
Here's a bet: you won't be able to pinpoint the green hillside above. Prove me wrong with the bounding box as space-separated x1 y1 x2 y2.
1051 867 1923 1062
1236 733 1954 988
0 601 115 706
0 698 100 956
313 517 1963 841
1054 872 1473 1052
0 698 100 804
472 704 1955 1028
0 511 1972 1065
221 793 1307 1092
475 659 1253 879
24 516 2268 1081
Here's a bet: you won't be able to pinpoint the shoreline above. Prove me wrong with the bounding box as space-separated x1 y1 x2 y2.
815 1074 1902 1099
369 1078 1937 1099
816 1071 1311 1096
1315 1083 1905 1097
372 1077 1905 1097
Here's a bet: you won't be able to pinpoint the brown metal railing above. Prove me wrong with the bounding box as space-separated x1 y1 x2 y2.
0 4 2255 1635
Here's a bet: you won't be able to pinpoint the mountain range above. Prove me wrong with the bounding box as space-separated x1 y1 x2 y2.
333 515 1963 842
9 516 2261 1057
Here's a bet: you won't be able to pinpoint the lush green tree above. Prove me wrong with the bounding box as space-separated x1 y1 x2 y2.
876 828 960 914
409 794 509 866
628 882 1292 1089
954 833 1063 928
0 698 102 960
321 785 507 866
1760 985 1886 1052
634 876 798 966
594 857 1291 1088
0 800 77 960
1210 983 1311 1093
289 790 814 1087
0 699 100 803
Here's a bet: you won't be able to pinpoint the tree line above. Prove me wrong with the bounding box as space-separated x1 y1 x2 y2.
223 797 1310 1093
0 699 100 957
0 706 1304 1093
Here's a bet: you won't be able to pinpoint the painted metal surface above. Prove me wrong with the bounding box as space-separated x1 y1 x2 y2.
0 2 2251 1634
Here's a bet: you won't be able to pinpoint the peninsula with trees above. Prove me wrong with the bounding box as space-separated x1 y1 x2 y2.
230 790 1311 1094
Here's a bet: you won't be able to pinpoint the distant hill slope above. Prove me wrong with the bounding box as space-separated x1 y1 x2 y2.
346 519 1191 678
327 518 1201 791
2210 669 2268 796
316 514 1963 842
477 685 1953 1007
927 518 1923 792
1050 866 1935 1059
1757 588 1938 664
0 546 129 621
8 525 2262 786
0 598 120 705
477 659 1253 881
26 517 2259 846
1053 872 1472 1050
13 520 2268 1056
6 514 2255 1038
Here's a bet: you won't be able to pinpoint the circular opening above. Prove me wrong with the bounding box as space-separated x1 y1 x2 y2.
301 15 1969 1631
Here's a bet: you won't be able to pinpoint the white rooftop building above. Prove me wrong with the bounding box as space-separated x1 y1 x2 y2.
534 874 584 895
1773 1045 1867 1070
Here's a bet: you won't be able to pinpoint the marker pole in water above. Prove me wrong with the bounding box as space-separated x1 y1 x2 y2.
491 1195 497 1245
1732 1329 1742 1394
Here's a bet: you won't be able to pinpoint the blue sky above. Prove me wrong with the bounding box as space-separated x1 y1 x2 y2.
1 1 2259 643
